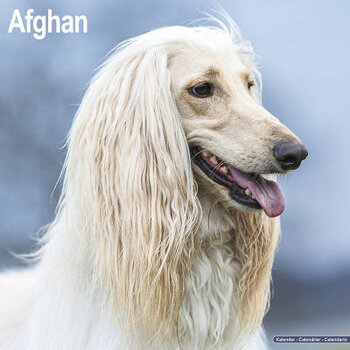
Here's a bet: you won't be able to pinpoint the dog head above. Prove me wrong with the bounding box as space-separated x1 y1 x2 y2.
169 27 307 218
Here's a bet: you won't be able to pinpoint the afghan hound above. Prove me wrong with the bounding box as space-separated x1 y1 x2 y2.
0 16 307 350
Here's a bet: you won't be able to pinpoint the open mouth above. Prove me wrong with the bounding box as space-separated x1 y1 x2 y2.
191 147 285 218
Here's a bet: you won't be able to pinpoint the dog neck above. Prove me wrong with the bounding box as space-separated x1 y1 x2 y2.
173 188 278 349
172 190 242 348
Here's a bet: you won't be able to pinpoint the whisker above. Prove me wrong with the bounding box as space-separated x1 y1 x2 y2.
209 160 225 177
191 148 205 160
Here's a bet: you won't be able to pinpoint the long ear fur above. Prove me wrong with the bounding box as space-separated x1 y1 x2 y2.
232 209 280 336
64 43 200 339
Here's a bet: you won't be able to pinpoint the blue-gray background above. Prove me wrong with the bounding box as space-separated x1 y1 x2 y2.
0 1 349 348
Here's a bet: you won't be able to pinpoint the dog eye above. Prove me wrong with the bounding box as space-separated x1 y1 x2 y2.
189 83 214 98
247 81 255 90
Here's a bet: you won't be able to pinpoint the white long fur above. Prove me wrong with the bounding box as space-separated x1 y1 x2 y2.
0 18 281 350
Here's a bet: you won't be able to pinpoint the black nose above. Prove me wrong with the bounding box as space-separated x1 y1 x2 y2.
274 141 308 170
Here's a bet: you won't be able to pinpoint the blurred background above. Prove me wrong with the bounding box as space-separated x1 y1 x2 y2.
0 0 349 348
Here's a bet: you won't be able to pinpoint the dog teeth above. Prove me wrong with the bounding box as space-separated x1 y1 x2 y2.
245 188 252 196
221 166 228 174
210 156 218 165
202 150 210 157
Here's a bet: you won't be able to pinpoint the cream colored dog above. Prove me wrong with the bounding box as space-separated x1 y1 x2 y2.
0 16 307 350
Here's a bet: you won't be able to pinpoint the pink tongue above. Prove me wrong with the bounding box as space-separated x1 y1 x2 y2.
228 167 285 218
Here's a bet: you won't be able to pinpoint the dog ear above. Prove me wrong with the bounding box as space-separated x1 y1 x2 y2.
65 45 200 340
232 208 280 337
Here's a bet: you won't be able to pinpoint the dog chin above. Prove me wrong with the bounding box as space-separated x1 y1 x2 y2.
221 187 263 214
230 198 262 214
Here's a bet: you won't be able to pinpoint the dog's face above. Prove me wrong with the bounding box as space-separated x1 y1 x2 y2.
170 49 307 217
